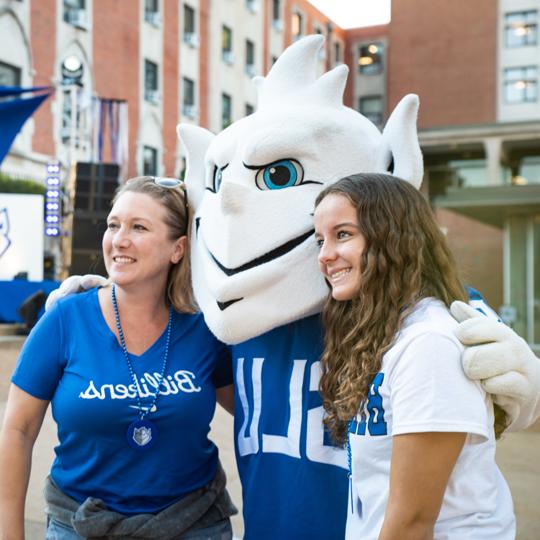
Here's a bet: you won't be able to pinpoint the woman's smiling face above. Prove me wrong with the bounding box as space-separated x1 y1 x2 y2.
102 192 184 289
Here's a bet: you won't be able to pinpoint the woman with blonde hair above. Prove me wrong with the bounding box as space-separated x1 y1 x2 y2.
313 173 515 539
0 177 236 540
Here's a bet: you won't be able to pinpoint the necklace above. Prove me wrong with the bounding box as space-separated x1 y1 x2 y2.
111 284 172 450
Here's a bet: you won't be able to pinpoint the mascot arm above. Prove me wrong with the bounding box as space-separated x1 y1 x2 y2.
45 274 109 311
451 301 540 432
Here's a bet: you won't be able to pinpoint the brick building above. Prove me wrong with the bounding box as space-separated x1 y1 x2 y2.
1 0 539 348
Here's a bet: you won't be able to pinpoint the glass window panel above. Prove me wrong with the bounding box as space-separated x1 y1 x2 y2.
292 12 303 38
145 60 158 91
184 4 195 34
504 66 538 103
334 42 341 64
272 0 280 21
0 61 21 86
246 40 255 66
520 156 540 184
143 146 157 176
222 93 232 128
359 95 383 125
508 216 528 338
358 42 384 75
145 0 158 14
505 10 538 47
64 0 85 23
182 77 194 106
222 25 232 53
447 159 487 187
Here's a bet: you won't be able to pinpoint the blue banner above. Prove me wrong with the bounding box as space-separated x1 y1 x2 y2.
0 85 53 165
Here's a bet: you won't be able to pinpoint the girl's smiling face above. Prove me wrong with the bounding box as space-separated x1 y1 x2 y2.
314 193 366 301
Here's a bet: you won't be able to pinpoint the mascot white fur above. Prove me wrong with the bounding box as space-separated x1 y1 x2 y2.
50 35 540 540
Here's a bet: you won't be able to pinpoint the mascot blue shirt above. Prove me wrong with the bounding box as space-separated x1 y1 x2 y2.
231 314 347 540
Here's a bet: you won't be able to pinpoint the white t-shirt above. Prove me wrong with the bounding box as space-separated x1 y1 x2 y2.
346 298 515 540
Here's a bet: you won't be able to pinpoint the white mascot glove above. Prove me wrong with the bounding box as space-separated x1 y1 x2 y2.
45 274 109 311
451 300 540 432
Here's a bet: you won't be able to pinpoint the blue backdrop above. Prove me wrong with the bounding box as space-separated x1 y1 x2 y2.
0 279 60 323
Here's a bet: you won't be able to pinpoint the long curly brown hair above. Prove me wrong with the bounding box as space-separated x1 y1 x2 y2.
315 173 507 444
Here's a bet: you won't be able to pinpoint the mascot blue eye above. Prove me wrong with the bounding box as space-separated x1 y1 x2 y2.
255 159 304 190
213 166 223 192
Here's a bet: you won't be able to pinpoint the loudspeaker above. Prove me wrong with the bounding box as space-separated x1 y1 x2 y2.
70 162 119 275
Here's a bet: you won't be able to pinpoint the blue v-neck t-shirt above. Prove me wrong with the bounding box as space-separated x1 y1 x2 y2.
12 287 232 515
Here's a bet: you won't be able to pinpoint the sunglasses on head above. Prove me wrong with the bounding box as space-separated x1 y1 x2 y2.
151 176 184 189
149 177 189 235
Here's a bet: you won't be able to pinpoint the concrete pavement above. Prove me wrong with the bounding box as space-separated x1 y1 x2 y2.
1 333 539 539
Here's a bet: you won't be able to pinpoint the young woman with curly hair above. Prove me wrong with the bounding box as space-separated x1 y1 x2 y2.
313 173 515 540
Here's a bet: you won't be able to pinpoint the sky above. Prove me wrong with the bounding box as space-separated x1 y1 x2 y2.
307 0 391 29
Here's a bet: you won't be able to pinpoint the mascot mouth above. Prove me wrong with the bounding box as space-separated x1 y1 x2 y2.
217 298 242 311
196 218 314 276
210 230 314 276
195 218 314 310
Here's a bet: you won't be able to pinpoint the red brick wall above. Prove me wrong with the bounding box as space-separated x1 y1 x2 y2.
436 209 503 309
388 0 497 128
93 1 140 178
163 0 179 176
31 0 56 156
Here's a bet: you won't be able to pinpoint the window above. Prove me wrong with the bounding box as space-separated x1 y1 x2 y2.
246 0 257 13
144 60 159 103
506 215 540 346
222 93 232 128
358 42 384 75
314 27 325 59
144 0 160 25
359 95 383 125
291 12 303 40
64 0 87 27
504 66 538 103
245 103 254 116
183 4 197 45
272 0 282 30
222 25 233 64
0 61 21 87
143 146 158 176
246 39 255 76
182 77 196 118
505 10 537 47
334 42 341 65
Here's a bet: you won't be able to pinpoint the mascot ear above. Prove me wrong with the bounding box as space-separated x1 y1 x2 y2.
177 124 215 211
375 94 424 189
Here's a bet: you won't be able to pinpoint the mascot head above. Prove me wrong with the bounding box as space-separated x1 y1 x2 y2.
178 35 423 344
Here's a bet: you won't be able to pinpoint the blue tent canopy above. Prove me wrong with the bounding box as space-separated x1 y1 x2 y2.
0 85 53 165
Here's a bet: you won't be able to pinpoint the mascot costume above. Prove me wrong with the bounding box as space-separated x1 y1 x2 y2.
50 36 540 539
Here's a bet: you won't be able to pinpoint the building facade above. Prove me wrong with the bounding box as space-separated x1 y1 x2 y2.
1 0 539 348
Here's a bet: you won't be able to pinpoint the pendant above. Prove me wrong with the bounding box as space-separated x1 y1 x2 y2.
127 419 157 450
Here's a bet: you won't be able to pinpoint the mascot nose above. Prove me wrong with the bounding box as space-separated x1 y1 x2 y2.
219 181 250 215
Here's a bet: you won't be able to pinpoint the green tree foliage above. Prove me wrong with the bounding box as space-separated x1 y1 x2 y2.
0 173 45 195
